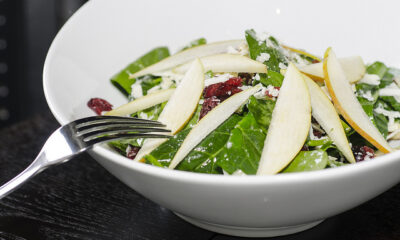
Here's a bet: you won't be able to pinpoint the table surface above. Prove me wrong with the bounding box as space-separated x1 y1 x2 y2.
0 112 399 240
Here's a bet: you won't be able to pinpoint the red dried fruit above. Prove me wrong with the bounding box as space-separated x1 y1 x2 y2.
87 98 113 115
301 145 309 151
199 96 220 119
126 145 141 160
352 145 375 162
265 86 280 98
200 77 244 118
225 77 243 87
203 77 243 98
312 59 320 64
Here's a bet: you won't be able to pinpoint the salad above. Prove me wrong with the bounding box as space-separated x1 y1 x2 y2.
88 29 400 175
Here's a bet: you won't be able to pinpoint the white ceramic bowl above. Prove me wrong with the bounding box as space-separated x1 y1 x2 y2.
43 0 400 237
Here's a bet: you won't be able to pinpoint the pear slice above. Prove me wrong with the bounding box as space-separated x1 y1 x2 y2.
303 74 355 163
105 89 175 116
282 45 321 62
172 54 267 74
169 85 262 169
299 56 366 83
323 48 393 153
130 40 245 78
134 59 204 161
257 63 311 175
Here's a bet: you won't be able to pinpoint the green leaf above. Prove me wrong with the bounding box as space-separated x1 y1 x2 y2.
183 105 202 130
282 150 328 173
145 114 242 174
205 70 214 78
145 128 191 168
139 76 163 96
247 96 276 133
306 138 332 147
380 96 400 112
341 120 354 136
245 29 287 73
180 38 207 51
108 138 141 156
367 61 388 79
373 112 388 138
132 101 167 120
380 71 394 88
259 72 284 87
216 113 266 174
177 115 242 174
111 47 170 96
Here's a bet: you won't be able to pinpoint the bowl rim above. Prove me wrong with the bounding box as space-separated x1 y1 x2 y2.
43 0 400 186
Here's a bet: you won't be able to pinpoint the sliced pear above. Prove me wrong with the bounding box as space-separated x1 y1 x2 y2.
282 45 321 62
130 40 245 78
323 48 393 153
172 54 267 74
169 85 262 169
105 89 175 116
256 63 311 175
303 74 355 163
299 56 366 83
134 59 205 161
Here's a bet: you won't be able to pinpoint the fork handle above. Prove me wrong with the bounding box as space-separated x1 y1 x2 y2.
0 151 49 199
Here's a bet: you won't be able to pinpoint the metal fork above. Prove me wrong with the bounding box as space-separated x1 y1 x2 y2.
0 116 170 199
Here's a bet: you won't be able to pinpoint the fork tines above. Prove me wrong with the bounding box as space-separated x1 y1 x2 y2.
72 116 171 144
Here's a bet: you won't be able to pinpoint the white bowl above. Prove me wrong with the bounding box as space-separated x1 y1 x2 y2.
43 0 400 237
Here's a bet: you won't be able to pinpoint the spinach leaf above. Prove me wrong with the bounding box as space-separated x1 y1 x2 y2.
341 120 354 136
132 101 167 120
138 76 163 96
259 71 284 87
145 128 191 167
177 115 242 174
306 138 332 148
282 150 328 173
373 111 388 138
145 114 242 174
180 38 207 51
216 113 266 174
367 61 388 79
247 96 275 133
111 47 170 96
108 138 142 157
381 96 400 112
183 105 202 130
245 29 287 73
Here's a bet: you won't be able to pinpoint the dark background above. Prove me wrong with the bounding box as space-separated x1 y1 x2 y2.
0 0 86 129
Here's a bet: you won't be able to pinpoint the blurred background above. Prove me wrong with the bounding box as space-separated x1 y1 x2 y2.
0 0 87 129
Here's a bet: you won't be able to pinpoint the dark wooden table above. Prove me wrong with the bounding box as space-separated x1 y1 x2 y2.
0 111 399 240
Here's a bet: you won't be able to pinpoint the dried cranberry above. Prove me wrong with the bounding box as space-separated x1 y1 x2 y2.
225 77 243 87
199 96 220 119
352 145 375 162
312 59 320 64
87 98 113 115
126 145 141 160
200 77 244 118
265 86 280 98
203 77 243 98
